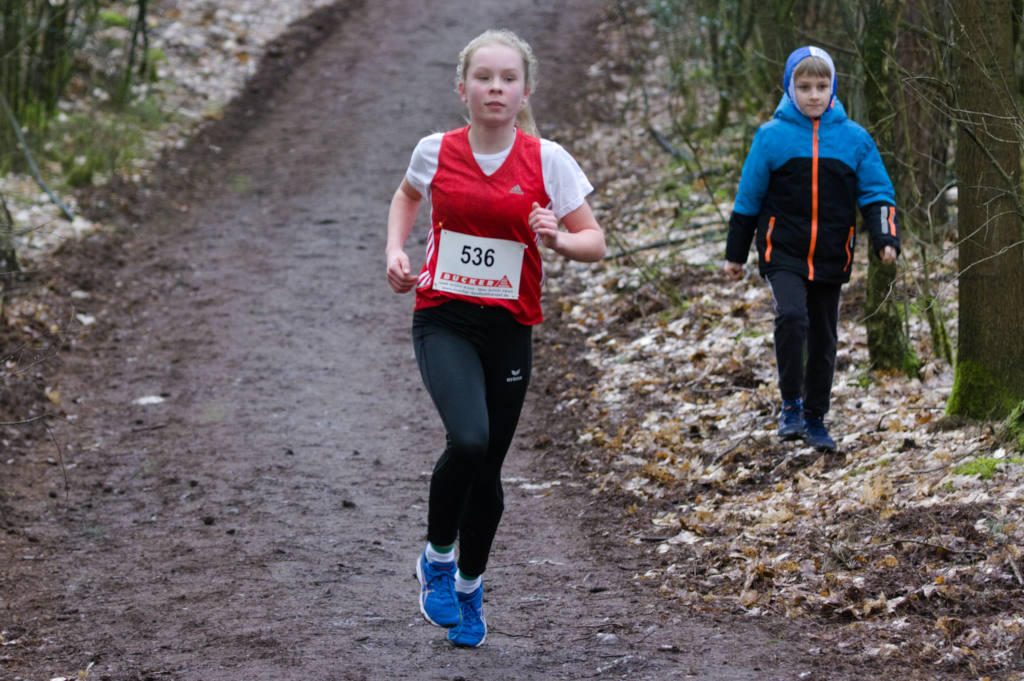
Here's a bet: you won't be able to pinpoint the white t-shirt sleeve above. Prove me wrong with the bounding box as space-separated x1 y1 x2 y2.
405 133 443 197
541 139 594 219
406 133 593 217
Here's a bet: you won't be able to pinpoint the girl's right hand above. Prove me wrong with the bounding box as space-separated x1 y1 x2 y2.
386 250 418 293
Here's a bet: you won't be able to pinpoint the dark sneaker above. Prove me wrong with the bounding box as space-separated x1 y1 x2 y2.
447 585 486 648
777 398 805 440
804 418 836 451
416 551 460 627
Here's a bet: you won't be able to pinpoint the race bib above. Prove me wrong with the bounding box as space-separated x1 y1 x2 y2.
433 229 526 300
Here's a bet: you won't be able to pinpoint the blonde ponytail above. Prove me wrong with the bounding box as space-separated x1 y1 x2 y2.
516 103 538 137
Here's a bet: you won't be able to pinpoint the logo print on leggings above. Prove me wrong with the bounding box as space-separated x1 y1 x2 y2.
506 368 523 383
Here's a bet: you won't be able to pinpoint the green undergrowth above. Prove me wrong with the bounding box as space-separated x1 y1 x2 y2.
3 90 175 191
1 0 169 189
953 456 1024 480
49 95 168 188
999 400 1024 452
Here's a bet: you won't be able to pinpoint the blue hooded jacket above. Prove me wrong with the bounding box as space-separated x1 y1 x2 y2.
725 47 900 284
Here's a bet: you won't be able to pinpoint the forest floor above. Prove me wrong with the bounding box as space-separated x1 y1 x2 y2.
2 1 1023 680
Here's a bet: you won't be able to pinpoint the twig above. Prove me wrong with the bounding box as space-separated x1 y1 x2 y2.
895 465 950 476
605 227 725 261
1006 552 1024 588
770 451 820 477
875 408 901 431
712 433 753 466
836 408 906 441
892 451 982 478
878 538 987 559
0 414 48 426
957 122 1024 219
648 125 687 160
489 559 566 569
603 230 685 310
690 384 774 410
45 423 69 502
486 627 531 639
130 423 168 433
925 180 957 243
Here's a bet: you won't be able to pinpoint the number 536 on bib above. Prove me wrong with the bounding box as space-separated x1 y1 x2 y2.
434 229 526 301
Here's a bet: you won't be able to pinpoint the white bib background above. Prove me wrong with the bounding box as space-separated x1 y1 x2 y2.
433 229 526 301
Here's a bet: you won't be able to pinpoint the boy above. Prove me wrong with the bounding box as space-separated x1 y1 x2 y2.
723 46 900 451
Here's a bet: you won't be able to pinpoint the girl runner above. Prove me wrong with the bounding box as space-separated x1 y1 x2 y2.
385 28 605 647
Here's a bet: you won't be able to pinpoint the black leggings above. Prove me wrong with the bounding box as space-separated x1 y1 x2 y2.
766 270 842 420
412 301 532 578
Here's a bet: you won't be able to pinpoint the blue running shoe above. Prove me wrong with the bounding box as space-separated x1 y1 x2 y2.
447 585 486 648
778 398 805 440
416 551 460 627
804 418 836 451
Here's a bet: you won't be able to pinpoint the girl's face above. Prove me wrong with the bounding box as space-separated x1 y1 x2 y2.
792 73 831 119
459 42 529 129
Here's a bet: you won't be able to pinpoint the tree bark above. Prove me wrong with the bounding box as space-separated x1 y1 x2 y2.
860 0 919 376
948 0 1024 419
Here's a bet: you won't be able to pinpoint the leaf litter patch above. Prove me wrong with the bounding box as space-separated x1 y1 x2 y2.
532 7 1024 679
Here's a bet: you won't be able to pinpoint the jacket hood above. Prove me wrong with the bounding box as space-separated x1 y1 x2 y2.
783 46 837 117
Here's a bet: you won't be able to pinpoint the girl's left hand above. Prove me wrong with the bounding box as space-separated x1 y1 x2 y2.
879 245 897 264
529 202 560 251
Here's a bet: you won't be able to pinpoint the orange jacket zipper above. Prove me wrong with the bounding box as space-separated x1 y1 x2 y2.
843 225 854 270
807 118 819 280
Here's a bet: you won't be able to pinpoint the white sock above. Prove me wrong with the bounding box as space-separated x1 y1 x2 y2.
425 542 455 563
455 570 482 594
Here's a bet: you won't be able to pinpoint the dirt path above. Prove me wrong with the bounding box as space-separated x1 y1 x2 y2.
2 2 847 679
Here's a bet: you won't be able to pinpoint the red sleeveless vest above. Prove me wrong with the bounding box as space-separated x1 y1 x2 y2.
415 127 549 325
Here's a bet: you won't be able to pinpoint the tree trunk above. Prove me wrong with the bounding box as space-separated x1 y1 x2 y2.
860 0 919 377
896 0 957 244
947 0 1024 419
753 0 798 99
892 0 955 364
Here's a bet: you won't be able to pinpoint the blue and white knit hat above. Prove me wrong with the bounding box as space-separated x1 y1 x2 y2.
783 46 837 115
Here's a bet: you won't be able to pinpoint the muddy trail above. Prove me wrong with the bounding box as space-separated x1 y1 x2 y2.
2 2 867 679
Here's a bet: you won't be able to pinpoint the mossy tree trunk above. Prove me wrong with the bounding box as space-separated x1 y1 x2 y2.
947 0 1024 419
860 0 920 377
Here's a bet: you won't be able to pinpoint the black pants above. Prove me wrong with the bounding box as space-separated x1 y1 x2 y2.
765 270 842 420
412 301 532 578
